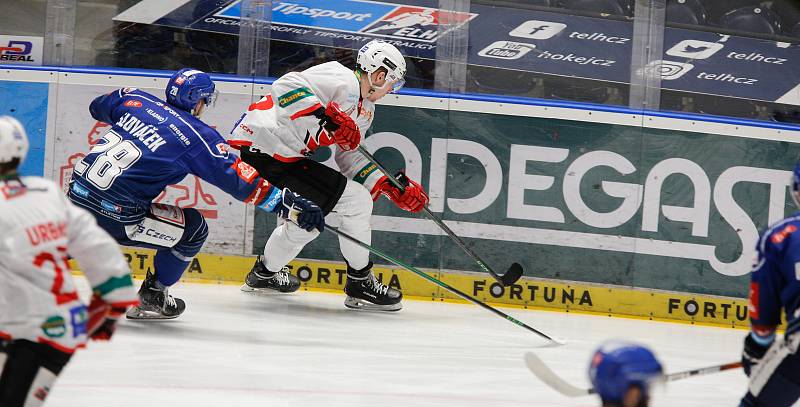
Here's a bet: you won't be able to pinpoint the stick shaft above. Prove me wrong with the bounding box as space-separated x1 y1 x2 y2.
326 225 556 342
664 362 742 382
356 145 509 284
525 351 742 398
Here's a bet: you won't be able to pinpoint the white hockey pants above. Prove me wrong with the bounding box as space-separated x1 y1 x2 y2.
262 179 373 271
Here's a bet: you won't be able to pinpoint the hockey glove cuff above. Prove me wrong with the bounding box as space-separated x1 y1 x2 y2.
324 102 360 151
275 187 325 233
742 332 773 376
377 171 429 213
255 185 284 213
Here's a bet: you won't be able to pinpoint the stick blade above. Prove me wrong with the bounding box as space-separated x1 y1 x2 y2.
500 262 524 286
524 352 592 397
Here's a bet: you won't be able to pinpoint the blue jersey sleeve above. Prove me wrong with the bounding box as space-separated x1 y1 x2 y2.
750 224 794 337
183 124 282 212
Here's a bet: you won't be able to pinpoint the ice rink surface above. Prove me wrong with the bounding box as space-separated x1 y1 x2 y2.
48 278 753 407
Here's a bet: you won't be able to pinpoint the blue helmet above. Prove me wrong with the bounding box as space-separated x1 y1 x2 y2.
588 342 663 403
165 68 216 112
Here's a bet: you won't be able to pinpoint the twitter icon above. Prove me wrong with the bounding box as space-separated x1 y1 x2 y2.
666 40 724 59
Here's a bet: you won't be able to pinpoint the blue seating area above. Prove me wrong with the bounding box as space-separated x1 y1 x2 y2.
550 0 800 38
717 6 782 35
556 0 634 17
666 0 708 25
690 0 797 38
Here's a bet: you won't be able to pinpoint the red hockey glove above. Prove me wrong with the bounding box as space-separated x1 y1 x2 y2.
87 295 127 341
376 171 429 213
324 102 360 151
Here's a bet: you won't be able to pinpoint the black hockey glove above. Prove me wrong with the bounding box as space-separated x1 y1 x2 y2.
742 333 771 376
276 188 325 233
312 106 340 132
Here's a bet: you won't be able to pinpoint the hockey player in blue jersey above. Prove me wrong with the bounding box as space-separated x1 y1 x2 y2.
739 163 800 407
68 68 324 320
589 341 663 407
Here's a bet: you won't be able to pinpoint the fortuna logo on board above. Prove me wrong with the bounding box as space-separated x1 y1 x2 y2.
214 0 478 44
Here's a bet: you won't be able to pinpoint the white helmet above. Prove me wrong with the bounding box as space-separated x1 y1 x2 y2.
357 40 407 93
0 116 28 169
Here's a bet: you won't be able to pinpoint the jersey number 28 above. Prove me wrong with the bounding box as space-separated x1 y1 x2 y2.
73 130 142 190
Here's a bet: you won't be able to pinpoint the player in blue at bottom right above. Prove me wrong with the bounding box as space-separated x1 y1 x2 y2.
739 162 800 407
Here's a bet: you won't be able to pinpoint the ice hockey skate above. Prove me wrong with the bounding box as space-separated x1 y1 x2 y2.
240 255 301 293
126 271 186 320
344 262 402 311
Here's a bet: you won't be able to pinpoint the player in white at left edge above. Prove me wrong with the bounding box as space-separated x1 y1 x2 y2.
0 116 138 406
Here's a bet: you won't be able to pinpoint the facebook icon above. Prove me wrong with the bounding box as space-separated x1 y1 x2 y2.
527 25 548 35
510 20 567 40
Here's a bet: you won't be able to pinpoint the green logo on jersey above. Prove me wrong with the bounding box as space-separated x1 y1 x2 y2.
278 87 313 108
353 163 379 184
41 315 66 338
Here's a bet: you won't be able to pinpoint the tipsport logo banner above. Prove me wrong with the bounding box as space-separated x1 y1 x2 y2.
214 0 477 44
0 35 43 65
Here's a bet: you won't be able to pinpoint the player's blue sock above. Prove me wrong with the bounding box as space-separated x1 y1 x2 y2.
154 249 191 287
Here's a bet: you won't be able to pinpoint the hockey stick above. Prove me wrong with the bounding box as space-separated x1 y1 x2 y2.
324 224 558 343
356 144 523 287
523 351 742 397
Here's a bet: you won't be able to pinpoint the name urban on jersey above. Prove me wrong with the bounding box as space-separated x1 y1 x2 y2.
115 112 167 152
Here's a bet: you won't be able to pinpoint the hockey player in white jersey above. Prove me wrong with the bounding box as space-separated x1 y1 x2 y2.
0 116 138 406
230 40 429 311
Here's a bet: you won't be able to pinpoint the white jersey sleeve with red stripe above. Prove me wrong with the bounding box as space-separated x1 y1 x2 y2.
229 61 361 162
0 176 136 353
